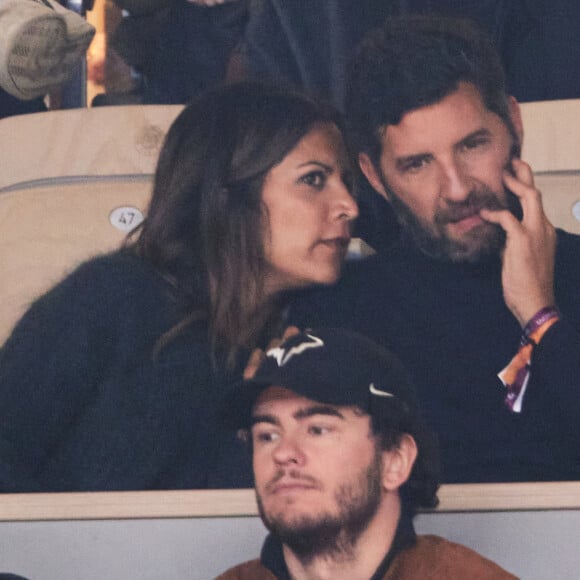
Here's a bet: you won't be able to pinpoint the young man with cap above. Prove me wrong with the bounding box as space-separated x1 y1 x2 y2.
218 328 516 579
291 15 580 484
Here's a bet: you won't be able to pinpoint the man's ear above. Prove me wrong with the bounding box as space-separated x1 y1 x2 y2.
507 95 524 147
381 434 418 492
359 153 390 201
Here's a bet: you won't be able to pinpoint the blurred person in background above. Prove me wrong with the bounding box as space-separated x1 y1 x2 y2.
0 0 95 117
110 0 248 104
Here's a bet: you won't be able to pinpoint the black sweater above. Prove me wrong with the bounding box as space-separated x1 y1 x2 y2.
291 229 580 483
0 250 253 492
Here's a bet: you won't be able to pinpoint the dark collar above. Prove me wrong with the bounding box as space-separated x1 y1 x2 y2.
260 506 417 580
393 231 502 279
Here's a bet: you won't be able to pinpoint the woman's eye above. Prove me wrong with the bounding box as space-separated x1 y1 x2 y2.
300 170 327 189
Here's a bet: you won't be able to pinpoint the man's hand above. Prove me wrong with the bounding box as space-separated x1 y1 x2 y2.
480 158 557 327
243 326 301 379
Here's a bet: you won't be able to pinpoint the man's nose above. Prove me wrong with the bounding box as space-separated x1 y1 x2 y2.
440 159 471 202
272 436 306 466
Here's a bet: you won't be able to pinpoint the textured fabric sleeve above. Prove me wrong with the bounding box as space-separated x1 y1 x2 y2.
527 318 580 431
524 231 580 440
0 254 163 491
522 230 580 462
33 332 219 491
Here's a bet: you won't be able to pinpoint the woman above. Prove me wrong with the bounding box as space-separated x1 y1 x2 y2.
0 82 357 492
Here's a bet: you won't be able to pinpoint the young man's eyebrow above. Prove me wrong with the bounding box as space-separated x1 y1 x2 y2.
250 405 345 428
294 405 345 421
250 414 279 428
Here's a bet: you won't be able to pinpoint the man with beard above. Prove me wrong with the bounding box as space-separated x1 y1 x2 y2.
290 16 580 484
218 328 515 579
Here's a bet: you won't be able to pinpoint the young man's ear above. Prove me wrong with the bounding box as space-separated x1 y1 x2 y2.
507 95 524 147
381 434 418 492
359 153 390 202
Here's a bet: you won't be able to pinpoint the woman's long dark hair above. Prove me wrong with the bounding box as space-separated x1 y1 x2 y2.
131 82 344 366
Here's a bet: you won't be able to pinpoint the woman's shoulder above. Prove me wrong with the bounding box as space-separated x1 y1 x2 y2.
65 248 161 285
6 249 176 346
45 249 169 306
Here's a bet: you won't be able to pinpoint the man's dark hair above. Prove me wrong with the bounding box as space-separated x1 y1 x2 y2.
370 399 440 515
346 15 518 164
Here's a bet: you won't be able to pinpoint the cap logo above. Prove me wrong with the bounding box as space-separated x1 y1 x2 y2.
267 333 324 367
369 383 395 398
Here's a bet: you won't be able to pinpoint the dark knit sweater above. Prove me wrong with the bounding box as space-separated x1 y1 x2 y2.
291 229 580 483
0 250 253 492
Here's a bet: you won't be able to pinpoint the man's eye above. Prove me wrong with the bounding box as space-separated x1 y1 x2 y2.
462 137 489 151
253 430 279 444
300 170 327 189
401 157 429 173
308 425 331 436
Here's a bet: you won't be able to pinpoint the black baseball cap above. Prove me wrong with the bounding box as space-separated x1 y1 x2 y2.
221 327 419 429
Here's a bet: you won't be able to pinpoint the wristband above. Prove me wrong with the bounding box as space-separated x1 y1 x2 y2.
498 306 560 413
521 306 560 345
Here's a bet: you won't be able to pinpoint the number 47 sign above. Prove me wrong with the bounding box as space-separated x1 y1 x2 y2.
109 206 145 233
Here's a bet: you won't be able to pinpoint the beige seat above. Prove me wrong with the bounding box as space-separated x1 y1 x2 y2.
0 105 183 344
520 99 580 234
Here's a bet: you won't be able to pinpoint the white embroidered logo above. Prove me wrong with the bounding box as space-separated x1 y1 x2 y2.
267 333 324 366
369 383 394 398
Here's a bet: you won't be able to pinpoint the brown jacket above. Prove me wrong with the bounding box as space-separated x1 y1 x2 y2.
216 535 518 579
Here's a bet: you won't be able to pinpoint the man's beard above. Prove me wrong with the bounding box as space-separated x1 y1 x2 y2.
256 448 383 564
381 175 514 264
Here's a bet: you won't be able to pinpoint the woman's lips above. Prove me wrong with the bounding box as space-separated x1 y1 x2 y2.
318 237 350 251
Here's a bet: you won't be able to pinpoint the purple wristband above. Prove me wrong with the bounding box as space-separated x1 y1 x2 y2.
522 306 560 342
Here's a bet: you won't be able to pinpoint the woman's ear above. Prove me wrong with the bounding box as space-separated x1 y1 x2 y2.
359 153 389 201
381 434 418 492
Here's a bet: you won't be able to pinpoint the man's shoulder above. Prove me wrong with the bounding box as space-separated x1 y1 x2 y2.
555 228 580 290
387 535 518 579
556 229 580 262
215 558 276 580
556 228 580 250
